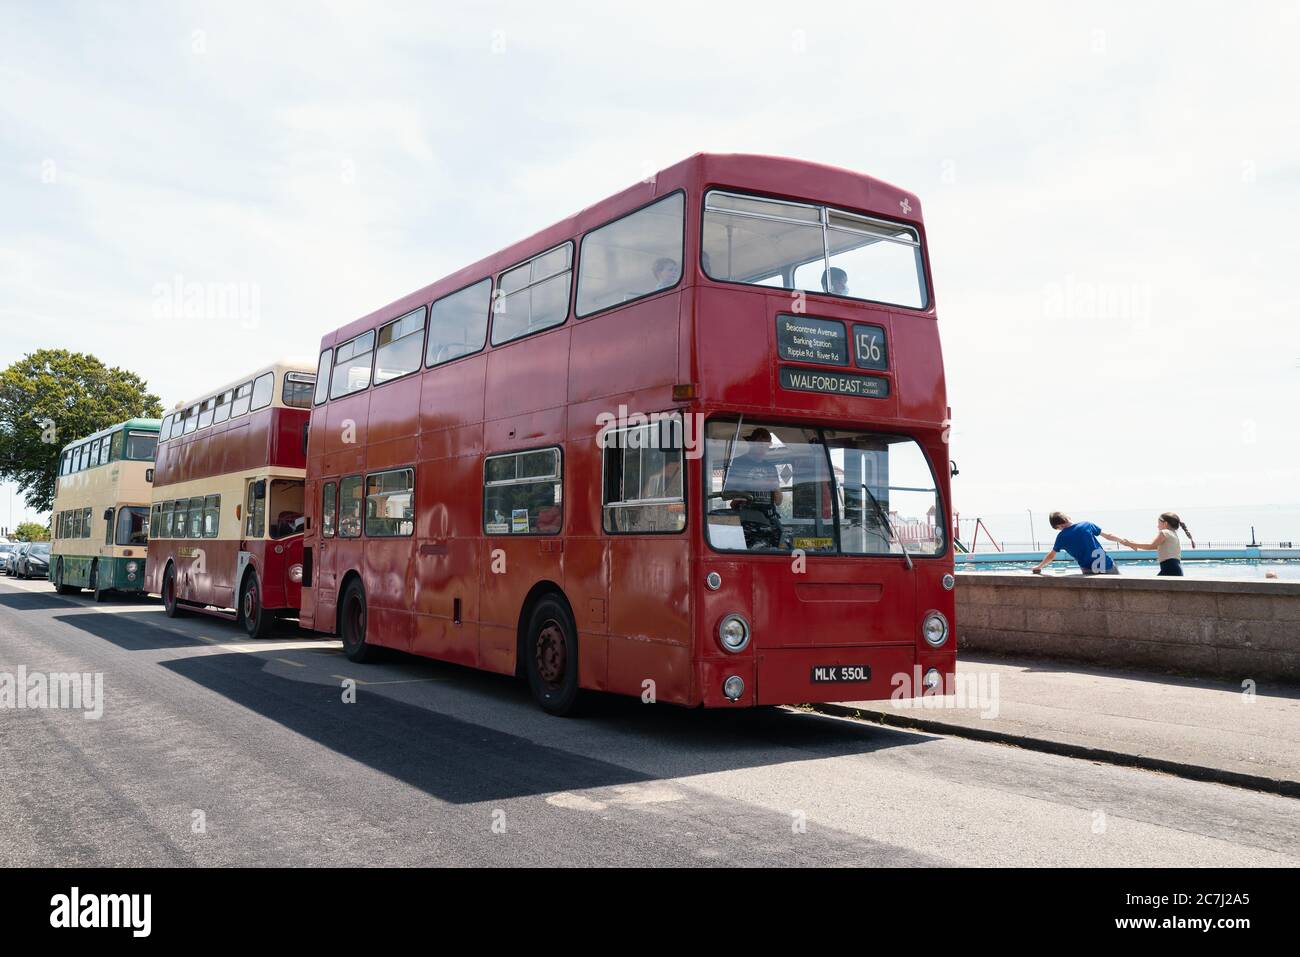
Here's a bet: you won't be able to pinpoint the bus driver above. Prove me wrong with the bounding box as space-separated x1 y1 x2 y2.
722 428 785 548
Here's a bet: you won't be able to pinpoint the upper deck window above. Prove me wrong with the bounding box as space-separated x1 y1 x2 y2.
314 351 332 405
426 279 490 367
283 371 315 408
491 243 572 346
330 331 375 399
576 192 685 317
230 381 253 418
213 389 233 423
374 308 426 384
125 430 158 461
701 190 927 309
250 371 275 411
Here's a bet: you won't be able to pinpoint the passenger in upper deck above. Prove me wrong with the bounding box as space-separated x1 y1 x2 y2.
653 257 680 289
820 267 849 296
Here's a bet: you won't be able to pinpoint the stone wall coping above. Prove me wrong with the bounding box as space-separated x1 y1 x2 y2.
956 571 1300 598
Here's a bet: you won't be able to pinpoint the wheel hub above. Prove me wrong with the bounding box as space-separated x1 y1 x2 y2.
535 621 566 687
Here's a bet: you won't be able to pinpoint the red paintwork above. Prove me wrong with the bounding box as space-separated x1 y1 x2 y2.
146 403 309 616
301 153 955 706
152 406 308 487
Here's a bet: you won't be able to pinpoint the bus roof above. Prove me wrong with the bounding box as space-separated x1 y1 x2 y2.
320 152 924 347
167 358 317 412
59 417 161 453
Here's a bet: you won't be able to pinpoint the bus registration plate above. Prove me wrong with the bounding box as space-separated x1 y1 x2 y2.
810 664 872 683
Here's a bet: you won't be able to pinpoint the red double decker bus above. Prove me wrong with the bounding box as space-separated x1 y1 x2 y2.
301 153 954 713
146 361 316 637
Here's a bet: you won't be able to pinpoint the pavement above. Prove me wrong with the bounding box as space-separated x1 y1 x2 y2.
1 575 1298 867
820 655 1300 796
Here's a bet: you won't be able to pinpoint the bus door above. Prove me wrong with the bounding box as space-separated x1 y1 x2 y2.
313 475 355 632
237 478 266 606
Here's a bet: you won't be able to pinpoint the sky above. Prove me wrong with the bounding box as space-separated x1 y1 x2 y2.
2 1 1298 538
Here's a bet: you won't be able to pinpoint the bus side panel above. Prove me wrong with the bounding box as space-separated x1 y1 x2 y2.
694 286 772 407
563 537 609 692
410 456 480 666
568 293 680 403
483 327 568 420
478 539 564 673
891 314 948 426
362 538 414 652
606 537 692 703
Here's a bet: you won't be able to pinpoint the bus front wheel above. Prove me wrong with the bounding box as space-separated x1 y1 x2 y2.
525 596 581 716
54 560 80 595
239 573 273 639
89 561 108 602
339 580 379 663
162 564 187 618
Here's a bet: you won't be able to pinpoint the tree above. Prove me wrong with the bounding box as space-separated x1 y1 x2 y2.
13 521 49 542
0 350 163 513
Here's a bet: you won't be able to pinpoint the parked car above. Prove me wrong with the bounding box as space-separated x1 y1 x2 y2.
5 542 30 576
17 542 50 579
0 544 14 572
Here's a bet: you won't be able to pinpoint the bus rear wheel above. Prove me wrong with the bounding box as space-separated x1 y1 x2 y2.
240 573 273 639
89 561 108 602
339 580 379 663
162 563 187 618
525 596 581 716
54 560 80 595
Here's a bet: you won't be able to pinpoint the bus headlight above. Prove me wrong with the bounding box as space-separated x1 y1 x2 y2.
941 573 955 591
288 564 303 583
723 675 745 701
126 561 139 573
718 614 751 653
923 668 943 692
921 611 949 647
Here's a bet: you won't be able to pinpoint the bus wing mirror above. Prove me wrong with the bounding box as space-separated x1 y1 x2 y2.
103 508 114 520
950 460 960 478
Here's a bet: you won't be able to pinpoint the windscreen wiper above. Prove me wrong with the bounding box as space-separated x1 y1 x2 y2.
856 483 913 570
719 415 744 492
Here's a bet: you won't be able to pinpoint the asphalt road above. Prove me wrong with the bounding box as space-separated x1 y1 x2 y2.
1 575 1297 867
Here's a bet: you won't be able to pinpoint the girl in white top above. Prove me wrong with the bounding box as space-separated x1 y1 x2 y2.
1118 512 1195 576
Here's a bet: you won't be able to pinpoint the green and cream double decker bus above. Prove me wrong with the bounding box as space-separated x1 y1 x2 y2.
50 417 161 600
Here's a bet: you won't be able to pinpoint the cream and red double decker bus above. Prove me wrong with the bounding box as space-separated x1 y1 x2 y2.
50 418 161 600
145 361 315 637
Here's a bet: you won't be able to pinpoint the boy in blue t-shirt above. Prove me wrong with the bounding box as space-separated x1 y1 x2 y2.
1032 511 1121 575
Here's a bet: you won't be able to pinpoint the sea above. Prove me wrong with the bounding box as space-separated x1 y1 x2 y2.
958 504 1300 581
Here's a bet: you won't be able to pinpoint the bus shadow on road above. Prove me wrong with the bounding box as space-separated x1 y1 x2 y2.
52 612 208 650
0 592 74 611
157 642 931 805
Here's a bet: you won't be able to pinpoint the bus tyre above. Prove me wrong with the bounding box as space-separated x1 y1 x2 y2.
89 561 108 602
54 560 80 595
162 563 187 618
240 573 273 639
339 580 378 663
525 596 581 716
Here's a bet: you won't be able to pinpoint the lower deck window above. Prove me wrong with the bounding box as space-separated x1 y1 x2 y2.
365 469 414 536
602 417 686 534
483 448 562 535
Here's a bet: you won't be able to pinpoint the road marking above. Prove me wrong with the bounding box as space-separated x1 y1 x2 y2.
274 657 305 667
546 792 608 812
330 674 447 686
